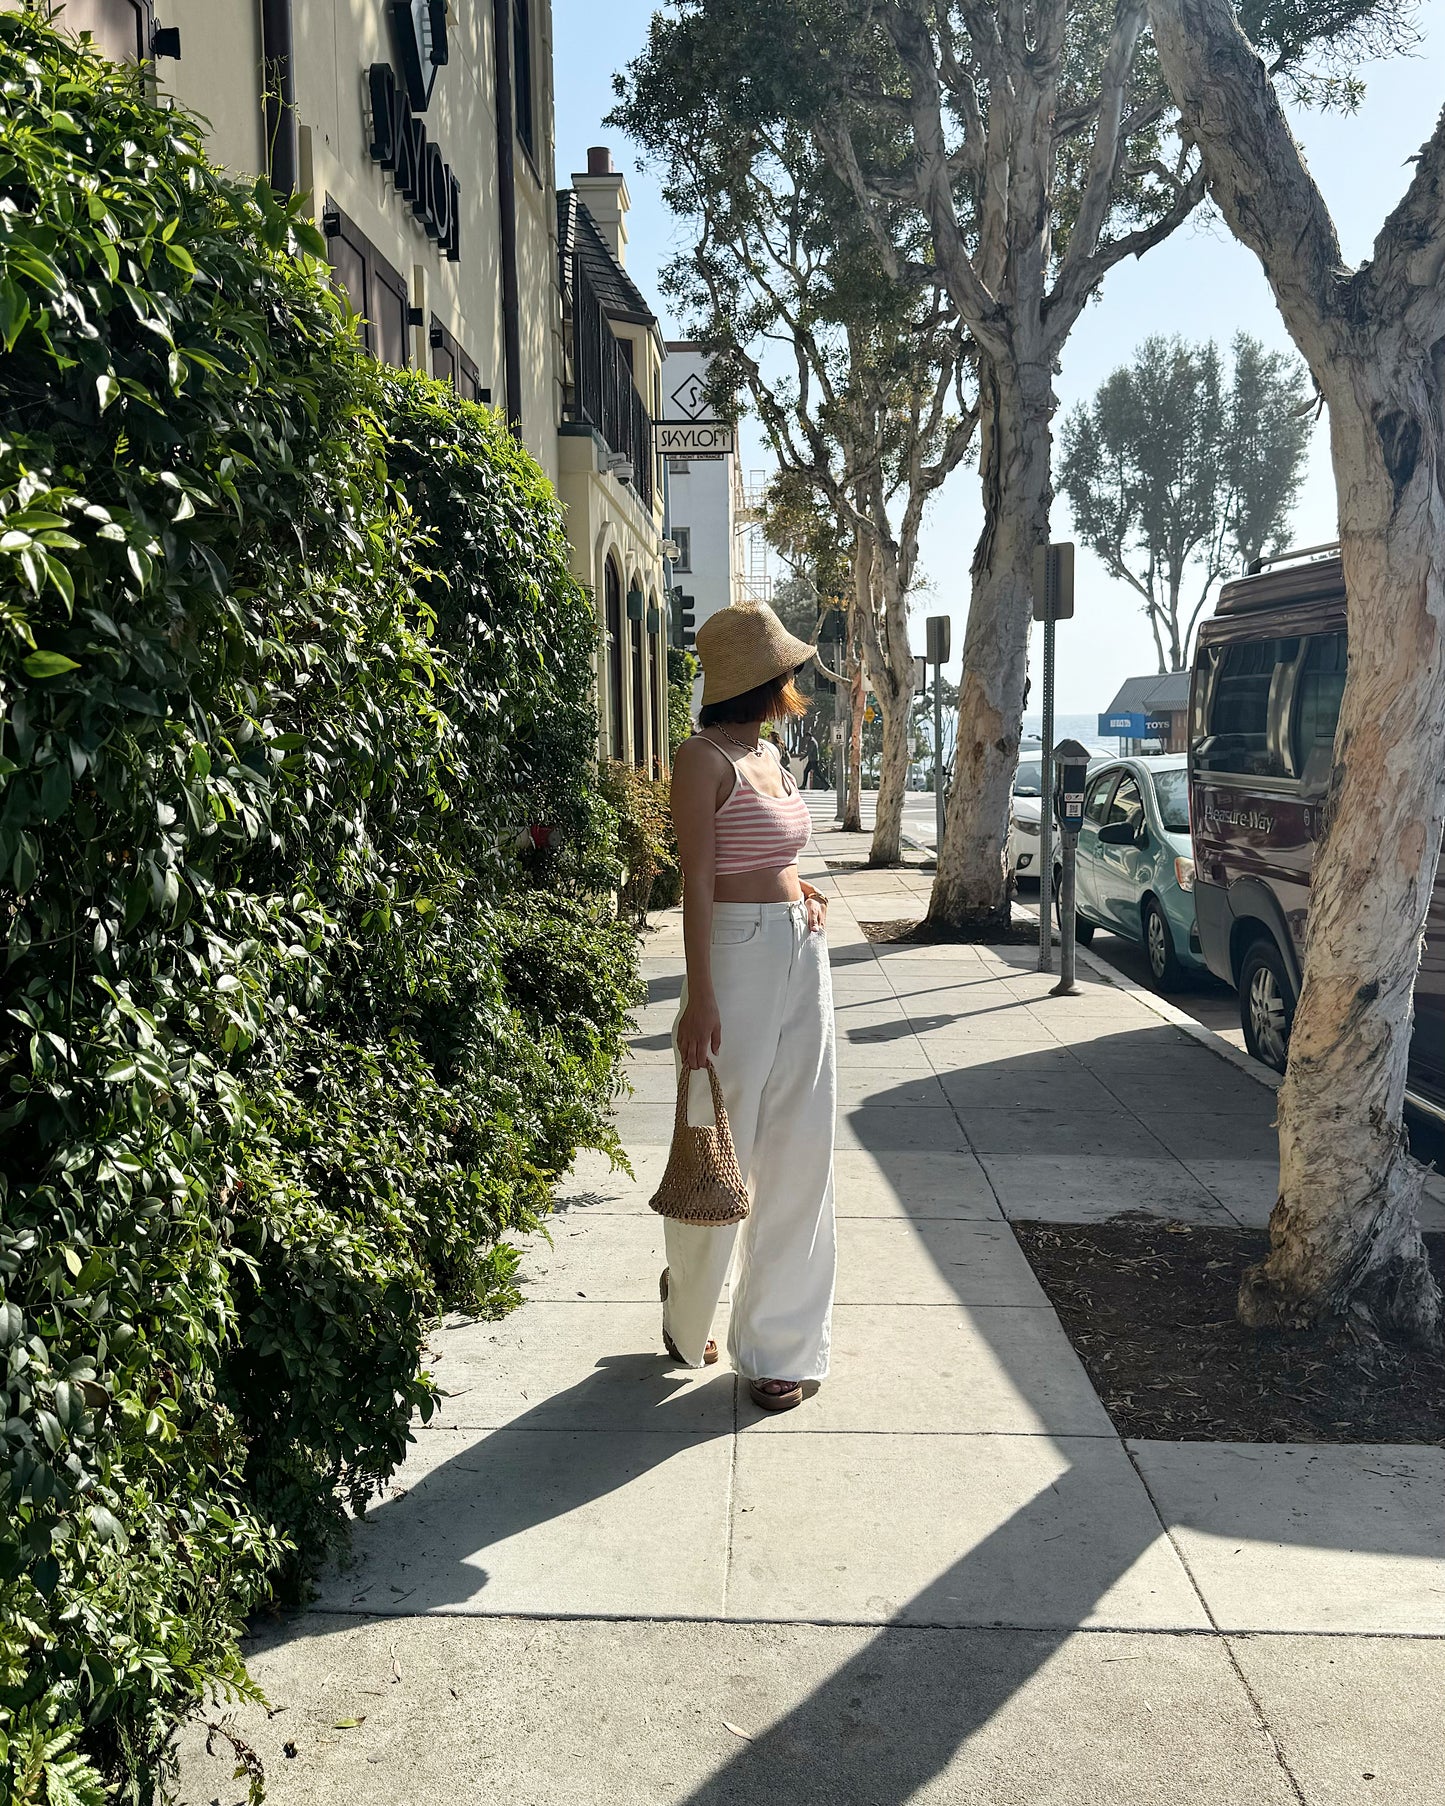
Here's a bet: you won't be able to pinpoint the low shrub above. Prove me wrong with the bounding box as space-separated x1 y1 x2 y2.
600 760 680 920
0 15 637 1801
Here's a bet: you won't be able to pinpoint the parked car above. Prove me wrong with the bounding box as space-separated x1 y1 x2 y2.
1007 741 1046 876
1188 546 1445 1118
1055 755 1205 988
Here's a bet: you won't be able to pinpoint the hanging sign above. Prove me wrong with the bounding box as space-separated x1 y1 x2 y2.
367 63 461 260
654 421 735 455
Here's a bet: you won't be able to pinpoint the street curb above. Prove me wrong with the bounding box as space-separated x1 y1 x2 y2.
1064 933 1445 1209
1071 941 1282 1095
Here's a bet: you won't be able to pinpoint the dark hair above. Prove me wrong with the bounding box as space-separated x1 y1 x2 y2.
699 669 808 727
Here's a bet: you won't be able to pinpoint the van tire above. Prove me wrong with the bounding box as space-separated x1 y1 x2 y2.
1143 896 1183 991
1239 938 1296 1073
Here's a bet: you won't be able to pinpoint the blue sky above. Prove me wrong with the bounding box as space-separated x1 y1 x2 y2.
554 2 1445 710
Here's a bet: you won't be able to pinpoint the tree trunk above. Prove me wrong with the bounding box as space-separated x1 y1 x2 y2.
869 670 912 865
1239 383 1444 1341
1165 572 1184 670
927 358 1053 932
1146 0 1445 1342
864 538 919 867
844 656 864 832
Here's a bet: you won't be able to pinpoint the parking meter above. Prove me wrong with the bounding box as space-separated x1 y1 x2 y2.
1050 738 1091 996
1054 740 1090 838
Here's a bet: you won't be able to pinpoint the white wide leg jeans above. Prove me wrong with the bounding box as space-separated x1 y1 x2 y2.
662 899 837 1382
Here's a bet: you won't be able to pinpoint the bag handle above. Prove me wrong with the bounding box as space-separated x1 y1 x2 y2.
675 1062 727 1134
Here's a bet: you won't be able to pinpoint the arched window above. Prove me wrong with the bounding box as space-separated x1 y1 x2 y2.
630 581 646 767
604 558 624 760
647 597 664 775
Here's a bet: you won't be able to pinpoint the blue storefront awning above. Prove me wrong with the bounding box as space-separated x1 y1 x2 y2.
1098 711 1173 738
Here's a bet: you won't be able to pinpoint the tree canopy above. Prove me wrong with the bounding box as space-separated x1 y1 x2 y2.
1059 332 1313 670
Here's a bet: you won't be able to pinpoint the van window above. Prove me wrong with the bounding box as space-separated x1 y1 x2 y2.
1293 633 1346 769
1196 636 1298 777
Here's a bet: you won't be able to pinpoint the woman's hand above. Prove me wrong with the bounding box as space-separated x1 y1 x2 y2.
678 994 722 1070
801 884 829 935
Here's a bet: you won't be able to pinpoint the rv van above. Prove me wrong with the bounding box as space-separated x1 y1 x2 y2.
1188 545 1445 1121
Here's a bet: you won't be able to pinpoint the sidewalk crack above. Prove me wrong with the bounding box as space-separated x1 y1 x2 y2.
1123 1442 1310 1806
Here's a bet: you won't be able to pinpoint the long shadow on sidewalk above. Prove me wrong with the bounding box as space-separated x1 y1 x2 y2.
282 1008 1432 1801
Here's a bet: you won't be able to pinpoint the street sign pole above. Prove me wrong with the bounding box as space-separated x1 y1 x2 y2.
1031 545 1075 974
1038 600 1056 974
836 680 849 823
925 615 950 858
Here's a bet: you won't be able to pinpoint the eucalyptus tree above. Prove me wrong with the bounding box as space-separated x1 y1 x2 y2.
1060 332 1313 670
1149 0 1441 1343
609 83 975 865
618 0 1406 932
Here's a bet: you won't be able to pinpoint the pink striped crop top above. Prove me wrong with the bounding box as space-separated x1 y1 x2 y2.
711 744 812 875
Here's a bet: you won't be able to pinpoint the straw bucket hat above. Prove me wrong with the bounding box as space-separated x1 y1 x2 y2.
695 602 815 707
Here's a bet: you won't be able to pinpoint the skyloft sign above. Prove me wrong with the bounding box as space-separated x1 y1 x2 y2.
366 62 461 260
655 421 735 455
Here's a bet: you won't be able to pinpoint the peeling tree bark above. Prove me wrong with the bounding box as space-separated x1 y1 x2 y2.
929 359 1054 931
1149 0 1445 1342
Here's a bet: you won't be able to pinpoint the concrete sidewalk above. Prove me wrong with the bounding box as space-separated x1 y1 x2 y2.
179 838 1445 1806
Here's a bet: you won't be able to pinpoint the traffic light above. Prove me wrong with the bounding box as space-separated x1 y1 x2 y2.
670 587 696 648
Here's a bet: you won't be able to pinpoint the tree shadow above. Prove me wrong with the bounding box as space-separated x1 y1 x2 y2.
248 944 1438 1804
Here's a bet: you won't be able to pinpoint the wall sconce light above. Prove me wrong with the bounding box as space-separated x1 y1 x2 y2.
429 323 445 348
151 23 182 57
626 586 645 621
321 207 342 237
406 306 424 327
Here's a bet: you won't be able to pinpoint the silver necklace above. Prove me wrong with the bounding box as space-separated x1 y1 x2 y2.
714 726 765 757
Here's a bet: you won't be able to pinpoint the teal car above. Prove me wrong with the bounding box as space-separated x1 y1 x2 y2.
1057 755 1204 989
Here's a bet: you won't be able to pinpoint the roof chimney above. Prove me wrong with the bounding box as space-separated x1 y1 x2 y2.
573 144 630 266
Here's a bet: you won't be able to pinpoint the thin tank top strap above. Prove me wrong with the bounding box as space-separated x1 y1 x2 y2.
691 732 744 806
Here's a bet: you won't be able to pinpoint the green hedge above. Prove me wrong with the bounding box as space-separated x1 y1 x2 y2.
0 14 638 1801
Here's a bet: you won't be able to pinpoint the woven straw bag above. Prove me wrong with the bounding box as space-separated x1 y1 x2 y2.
649 1065 750 1227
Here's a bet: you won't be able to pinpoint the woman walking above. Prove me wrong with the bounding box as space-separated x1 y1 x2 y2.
660 602 837 1411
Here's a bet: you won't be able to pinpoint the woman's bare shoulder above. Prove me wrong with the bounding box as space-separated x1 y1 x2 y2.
673 734 734 802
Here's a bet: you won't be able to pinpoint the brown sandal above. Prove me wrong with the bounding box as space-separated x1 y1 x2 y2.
659 1268 718 1366
749 1378 804 1412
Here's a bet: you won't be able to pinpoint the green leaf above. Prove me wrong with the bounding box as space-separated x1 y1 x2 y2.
96 370 119 412
22 649 79 678
88 1504 128 1545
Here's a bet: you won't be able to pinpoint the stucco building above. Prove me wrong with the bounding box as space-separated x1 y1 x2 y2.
45 2 669 771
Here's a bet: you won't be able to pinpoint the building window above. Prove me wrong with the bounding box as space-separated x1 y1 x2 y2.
668 457 691 475
604 559 624 761
512 0 536 161
671 527 691 573
649 599 667 775
57 0 150 61
325 200 410 370
430 316 488 404
631 608 646 767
